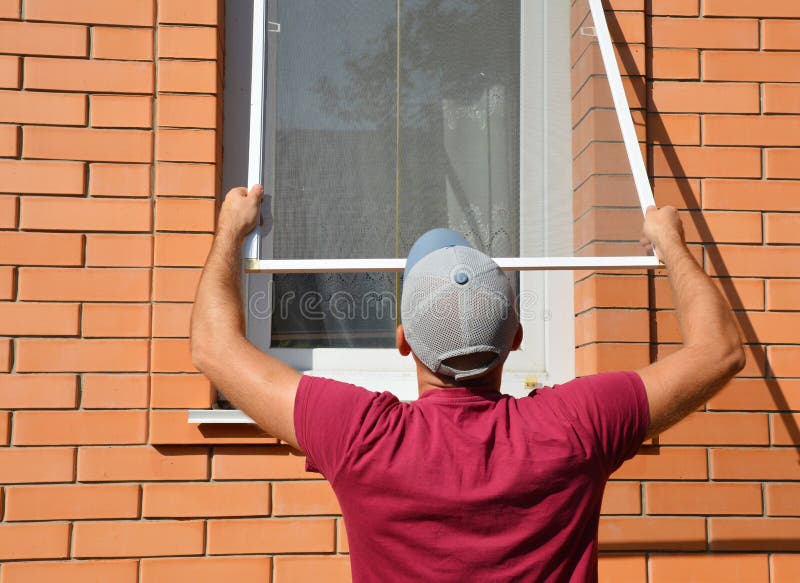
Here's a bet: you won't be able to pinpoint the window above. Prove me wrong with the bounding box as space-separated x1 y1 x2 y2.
213 0 654 408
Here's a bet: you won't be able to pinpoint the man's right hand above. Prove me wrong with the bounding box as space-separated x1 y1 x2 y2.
640 205 685 262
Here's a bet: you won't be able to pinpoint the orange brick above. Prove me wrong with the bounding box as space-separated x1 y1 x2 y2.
157 94 216 128
89 163 151 197
156 128 215 163
654 276 764 310
0 338 10 372
208 518 335 555
0 266 14 299
764 84 800 114
213 445 319 480
73 520 204 558
83 303 151 337
153 268 202 301
575 343 650 376
763 20 800 51
141 557 270 583
90 95 152 128
0 90 86 125
599 481 641 515
0 523 70 560
157 60 216 93
612 447 708 480
768 280 800 311
705 0 800 17
772 555 800 583
26 0 155 25
576 310 649 345
658 413 769 445
0 232 83 266
25 57 153 93
77 445 208 482
653 177 700 209
2 560 138 583
86 234 153 267
154 233 213 267
703 179 800 211
651 146 761 178
5 483 139 520
159 26 217 59
18 268 150 301
767 149 800 179
598 555 646 583
0 0 20 18
0 159 85 195
0 123 18 156
712 447 800 480
336 519 349 553
150 374 213 408
152 303 191 337
574 275 648 313
648 113 699 145
274 556 350 583
767 484 800 516
645 482 762 515
704 51 800 82
651 48 699 80
652 17 757 49
149 409 277 445
23 126 152 163
770 414 800 445
158 0 218 25
0 302 79 336
155 163 216 196
0 410 9 443
273 481 341 516
766 213 800 244
13 410 146 445
708 245 800 277
650 82 758 114
710 518 800 551
155 198 215 231
93 26 153 60
0 195 17 229
143 482 270 518
681 210 762 244
708 378 800 411
652 0 699 15
0 374 77 408
649 554 768 583
0 447 75 483
20 197 151 231
82 374 149 409
16 339 149 372
0 21 88 57
151 338 195 372
706 115 800 146
599 517 706 551
0 55 20 89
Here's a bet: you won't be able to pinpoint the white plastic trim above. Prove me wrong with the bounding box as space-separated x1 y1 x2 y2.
586 0 655 214
188 409 255 424
245 256 660 273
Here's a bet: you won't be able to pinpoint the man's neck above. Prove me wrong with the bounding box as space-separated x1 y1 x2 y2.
416 365 503 397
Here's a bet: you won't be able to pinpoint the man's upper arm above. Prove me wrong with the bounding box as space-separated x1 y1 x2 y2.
637 347 734 440
195 336 303 448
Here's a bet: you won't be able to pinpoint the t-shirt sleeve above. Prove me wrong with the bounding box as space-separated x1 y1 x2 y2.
293 374 391 481
550 370 650 475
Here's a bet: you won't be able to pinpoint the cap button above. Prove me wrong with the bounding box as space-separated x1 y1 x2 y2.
454 271 469 285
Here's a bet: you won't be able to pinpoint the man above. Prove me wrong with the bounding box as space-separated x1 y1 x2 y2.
191 185 745 582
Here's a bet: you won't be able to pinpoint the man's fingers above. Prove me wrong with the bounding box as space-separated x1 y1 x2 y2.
248 184 264 200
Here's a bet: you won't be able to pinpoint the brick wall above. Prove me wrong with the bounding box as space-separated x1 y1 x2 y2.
1 0 799 582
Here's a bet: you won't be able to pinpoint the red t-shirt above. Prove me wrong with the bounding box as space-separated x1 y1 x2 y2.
294 371 649 582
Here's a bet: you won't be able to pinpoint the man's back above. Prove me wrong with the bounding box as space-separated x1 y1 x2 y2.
294 371 649 582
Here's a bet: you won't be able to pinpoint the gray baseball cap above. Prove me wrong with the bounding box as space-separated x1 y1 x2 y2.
400 228 520 381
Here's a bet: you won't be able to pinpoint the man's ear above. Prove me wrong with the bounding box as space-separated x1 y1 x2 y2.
396 324 412 356
511 323 523 351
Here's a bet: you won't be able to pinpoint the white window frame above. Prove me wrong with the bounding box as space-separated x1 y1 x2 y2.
190 0 656 423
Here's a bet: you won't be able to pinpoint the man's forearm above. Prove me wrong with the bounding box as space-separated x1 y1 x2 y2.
191 229 247 352
661 240 741 355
